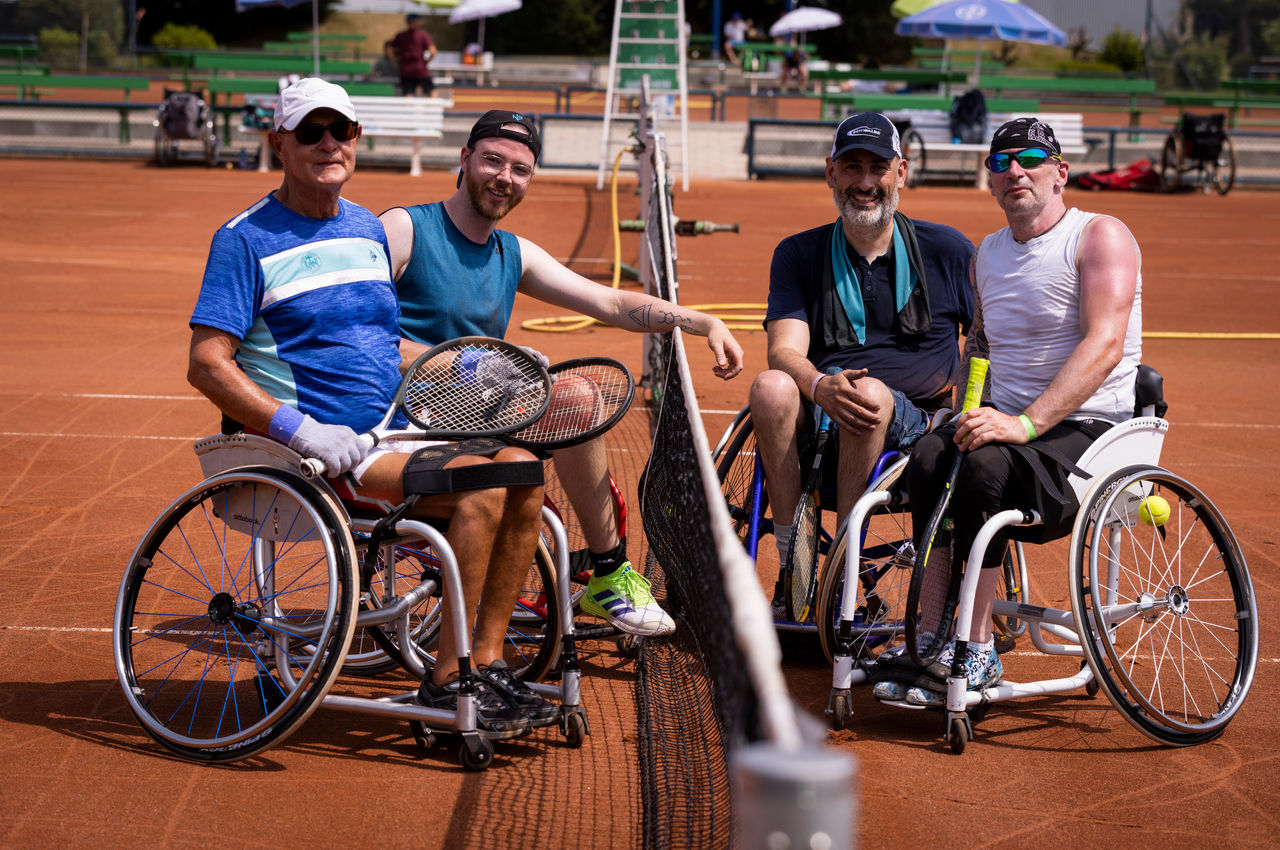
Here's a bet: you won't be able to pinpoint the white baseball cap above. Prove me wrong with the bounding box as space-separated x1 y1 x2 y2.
273 78 358 131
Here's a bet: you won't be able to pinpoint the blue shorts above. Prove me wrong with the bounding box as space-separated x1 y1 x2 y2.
885 387 931 451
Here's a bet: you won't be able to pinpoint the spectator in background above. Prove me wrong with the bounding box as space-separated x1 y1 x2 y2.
372 40 398 80
723 12 749 65
781 47 808 90
392 13 438 96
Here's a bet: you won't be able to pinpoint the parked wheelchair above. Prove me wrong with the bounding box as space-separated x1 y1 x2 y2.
154 89 219 167
1160 112 1235 195
824 366 1257 753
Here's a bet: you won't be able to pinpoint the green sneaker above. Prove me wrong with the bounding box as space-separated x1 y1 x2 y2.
579 562 675 636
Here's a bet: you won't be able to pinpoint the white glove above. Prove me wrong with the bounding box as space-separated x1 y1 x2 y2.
288 415 368 476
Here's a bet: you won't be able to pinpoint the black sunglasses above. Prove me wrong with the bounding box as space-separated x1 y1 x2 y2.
289 119 360 145
985 147 1061 174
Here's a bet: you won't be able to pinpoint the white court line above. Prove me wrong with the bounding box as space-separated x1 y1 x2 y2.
1 432 199 441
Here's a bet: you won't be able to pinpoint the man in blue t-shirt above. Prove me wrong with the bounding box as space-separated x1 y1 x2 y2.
188 79 551 737
751 112 974 616
382 110 746 639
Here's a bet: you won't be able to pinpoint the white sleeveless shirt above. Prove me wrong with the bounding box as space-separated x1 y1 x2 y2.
975 208 1142 423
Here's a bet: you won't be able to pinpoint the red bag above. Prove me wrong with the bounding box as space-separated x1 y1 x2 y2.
1077 158 1160 191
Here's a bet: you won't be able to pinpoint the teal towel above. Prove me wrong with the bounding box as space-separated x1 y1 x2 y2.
829 219 918 345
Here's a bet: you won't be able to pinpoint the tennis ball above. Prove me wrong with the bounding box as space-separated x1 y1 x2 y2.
533 373 602 438
1139 495 1170 527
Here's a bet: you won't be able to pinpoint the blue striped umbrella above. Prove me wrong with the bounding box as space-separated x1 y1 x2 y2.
895 0 1065 84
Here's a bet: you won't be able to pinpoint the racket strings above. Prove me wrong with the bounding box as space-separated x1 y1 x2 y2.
402 346 549 434
510 364 632 444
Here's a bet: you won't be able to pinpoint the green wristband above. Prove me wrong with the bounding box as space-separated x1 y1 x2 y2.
1018 413 1038 441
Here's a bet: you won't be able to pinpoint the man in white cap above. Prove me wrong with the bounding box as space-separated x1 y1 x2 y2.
749 112 975 620
187 78 555 737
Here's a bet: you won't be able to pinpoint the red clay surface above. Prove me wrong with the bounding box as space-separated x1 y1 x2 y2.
1 157 1278 848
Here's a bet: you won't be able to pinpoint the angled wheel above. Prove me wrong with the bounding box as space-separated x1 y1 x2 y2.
713 408 769 558
902 127 926 188
540 458 626 620
114 468 359 762
354 537 447 676
1069 465 1258 746
204 119 221 168
1159 133 1182 192
992 541 1029 653
816 457 913 665
154 128 174 167
1210 133 1235 195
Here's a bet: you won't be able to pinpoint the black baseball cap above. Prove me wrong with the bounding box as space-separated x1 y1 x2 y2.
466 109 541 162
989 117 1061 156
830 112 901 162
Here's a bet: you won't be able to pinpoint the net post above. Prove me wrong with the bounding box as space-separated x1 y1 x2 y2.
732 743 858 850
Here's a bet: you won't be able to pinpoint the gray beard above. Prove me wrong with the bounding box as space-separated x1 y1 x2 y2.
833 185 897 232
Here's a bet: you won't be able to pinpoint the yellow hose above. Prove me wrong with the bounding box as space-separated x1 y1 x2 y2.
519 147 767 334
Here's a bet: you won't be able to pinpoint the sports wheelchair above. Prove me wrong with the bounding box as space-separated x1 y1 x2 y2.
154 89 220 168
711 406 1027 639
112 433 588 770
825 367 1258 753
1160 112 1235 195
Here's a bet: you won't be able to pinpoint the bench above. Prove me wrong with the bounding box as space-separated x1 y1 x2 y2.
349 95 452 176
0 72 151 103
896 109 1088 188
817 91 1041 122
983 75 1156 128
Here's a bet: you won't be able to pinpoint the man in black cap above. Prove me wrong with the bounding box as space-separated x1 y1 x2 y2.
894 116 1143 705
382 110 745 639
749 111 975 621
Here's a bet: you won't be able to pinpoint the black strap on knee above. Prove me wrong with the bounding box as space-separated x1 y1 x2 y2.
402 438 544 496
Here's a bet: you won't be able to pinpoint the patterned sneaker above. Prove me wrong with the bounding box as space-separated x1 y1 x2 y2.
906 643 1003 705
417 675 530 739
905 684 946 706
580 563 676 636
872 680 908 701
476 660 560 726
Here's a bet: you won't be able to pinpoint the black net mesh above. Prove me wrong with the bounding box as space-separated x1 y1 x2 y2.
637 338 761 850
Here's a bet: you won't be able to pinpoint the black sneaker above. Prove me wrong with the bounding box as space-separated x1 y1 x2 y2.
476 660 560 726
417 675 530 739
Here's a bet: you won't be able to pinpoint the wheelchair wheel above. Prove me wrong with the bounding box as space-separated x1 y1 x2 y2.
351 537 446 676
539 459 627 614
114 468 359 762
713 409 769 556
1210 133 1236 196
154 128 175 167
902 127 926 188
1069 465 1258 746
816 458 913 665
369 535 563 682
991 541 1029 652
203 119 221 168
1159 133 1182 192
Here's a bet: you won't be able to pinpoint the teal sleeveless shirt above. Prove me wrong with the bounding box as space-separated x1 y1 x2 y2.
395 202 523 345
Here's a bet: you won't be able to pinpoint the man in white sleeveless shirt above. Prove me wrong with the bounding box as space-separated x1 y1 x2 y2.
887 117 1143 705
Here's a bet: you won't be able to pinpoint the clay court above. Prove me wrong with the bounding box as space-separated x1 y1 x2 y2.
1 157 1277 848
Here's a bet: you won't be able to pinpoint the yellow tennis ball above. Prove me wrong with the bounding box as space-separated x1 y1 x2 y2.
1139 495 1170 527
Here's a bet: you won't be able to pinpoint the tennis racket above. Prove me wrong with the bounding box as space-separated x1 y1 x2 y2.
503 357 635 451
299 336 551 479
784 369 839 623
904 356 989 667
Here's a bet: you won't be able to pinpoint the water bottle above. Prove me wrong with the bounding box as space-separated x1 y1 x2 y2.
238 148 248 170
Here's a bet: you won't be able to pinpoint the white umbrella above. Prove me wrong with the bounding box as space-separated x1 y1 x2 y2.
449 0 521 52
768 6 843 39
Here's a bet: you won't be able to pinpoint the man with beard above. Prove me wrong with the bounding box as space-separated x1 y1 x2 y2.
749 112 974 616
382 110 744 638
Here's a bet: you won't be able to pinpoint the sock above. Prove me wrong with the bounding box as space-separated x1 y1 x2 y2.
590 540 628 578
774 522 793 565
968 639 995 656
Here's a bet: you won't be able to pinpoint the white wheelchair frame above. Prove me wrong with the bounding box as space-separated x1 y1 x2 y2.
827 404 1259 753
112 433 588 770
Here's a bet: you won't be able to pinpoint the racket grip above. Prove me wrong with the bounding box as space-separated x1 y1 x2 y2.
298 433 377 480
960 358 989 413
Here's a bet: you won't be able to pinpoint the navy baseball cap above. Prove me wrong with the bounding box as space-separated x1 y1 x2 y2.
830 112 901 162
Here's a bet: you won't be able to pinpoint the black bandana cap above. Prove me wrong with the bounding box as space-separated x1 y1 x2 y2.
466 109 541 162
988 117 1061 156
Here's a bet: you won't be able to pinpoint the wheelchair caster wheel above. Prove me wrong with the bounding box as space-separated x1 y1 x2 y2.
564 711 589 748
947 717 970 755
1083 661 1100 697
828 689 852 731
409 719 437 751
617 633 642 657
968 703 989 724
460 735 494 771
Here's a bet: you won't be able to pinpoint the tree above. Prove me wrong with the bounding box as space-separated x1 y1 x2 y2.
1185 0 1280 59
17 0 121 70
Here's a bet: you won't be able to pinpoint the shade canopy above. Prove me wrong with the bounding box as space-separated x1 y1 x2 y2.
768 6 843 38
448 0 520 24
894 0 1064 46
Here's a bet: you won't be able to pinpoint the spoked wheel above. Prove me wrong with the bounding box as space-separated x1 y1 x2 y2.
154 130 175 167
354 537 447 676
540 458 626 627
992 541 1029 653
1210 134 1236 195
204 121 221 168
713 409 769 557
816 458 913 666
902 128 927 188
1069 465 1258 746
114 467 359 762
1159 133 1182 192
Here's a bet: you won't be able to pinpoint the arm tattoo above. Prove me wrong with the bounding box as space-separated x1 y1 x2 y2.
628 303 653 328
630 303 695 333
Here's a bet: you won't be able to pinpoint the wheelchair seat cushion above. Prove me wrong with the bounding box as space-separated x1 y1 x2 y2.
403 438 544 496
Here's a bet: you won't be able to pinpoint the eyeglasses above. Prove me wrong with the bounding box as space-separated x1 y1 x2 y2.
288 120 360 145
472 151 535 183
984 147 1062 174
